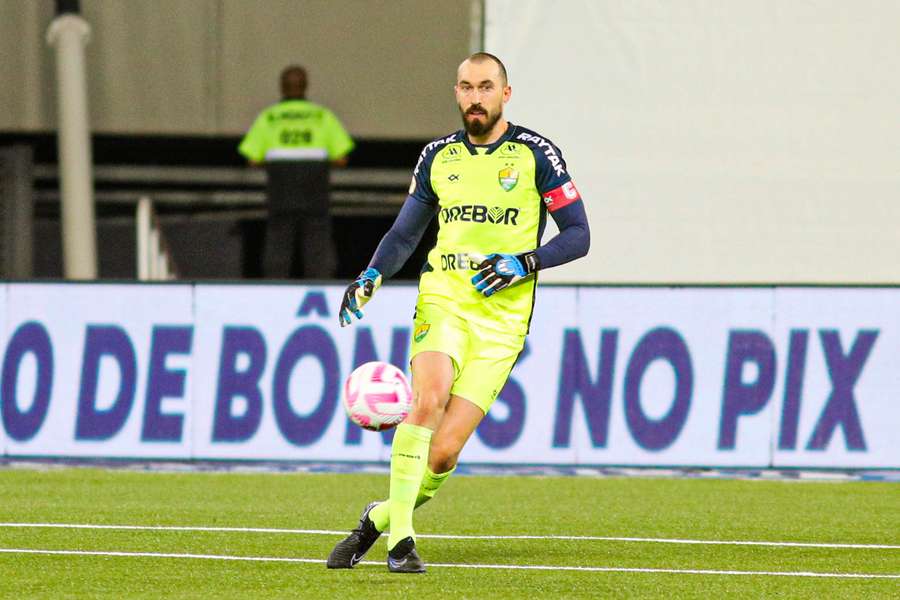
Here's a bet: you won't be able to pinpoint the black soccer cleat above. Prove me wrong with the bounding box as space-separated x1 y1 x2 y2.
387 536 426 573
326 501 383 569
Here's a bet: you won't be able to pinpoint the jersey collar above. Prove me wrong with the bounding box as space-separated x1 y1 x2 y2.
460 122 518 156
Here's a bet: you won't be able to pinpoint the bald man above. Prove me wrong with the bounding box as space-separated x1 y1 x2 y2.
328 53 590 573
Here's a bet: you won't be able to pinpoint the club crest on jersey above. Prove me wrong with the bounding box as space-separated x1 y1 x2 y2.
414 323 431 343
498 167 519 191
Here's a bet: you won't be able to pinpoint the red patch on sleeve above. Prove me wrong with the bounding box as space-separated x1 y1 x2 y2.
542 181 581 211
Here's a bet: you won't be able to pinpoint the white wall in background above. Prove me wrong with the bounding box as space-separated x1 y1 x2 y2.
485 1 900 283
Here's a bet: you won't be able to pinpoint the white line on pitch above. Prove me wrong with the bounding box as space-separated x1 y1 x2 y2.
0 523 897 550
0 548 897 579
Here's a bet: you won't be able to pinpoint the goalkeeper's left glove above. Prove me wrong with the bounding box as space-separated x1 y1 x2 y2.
470 252 540 297
339 267 382 327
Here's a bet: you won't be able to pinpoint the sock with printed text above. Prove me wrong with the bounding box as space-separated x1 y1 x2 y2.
385 423 433 550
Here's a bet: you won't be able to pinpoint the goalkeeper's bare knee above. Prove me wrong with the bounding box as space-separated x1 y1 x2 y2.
428 440 460 473
406 390 449 429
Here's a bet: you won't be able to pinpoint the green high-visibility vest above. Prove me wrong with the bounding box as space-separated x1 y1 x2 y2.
238 99 354 162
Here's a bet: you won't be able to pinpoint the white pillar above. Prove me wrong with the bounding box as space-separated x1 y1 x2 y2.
47 13 98 279
149 229 160 280
136 196 151 280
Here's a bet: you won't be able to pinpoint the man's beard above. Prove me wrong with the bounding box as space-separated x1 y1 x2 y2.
460 105 501 137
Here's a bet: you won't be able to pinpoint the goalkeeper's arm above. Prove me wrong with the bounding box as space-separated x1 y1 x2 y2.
368 194 437 278
338 195 436 326
472 201 590 296
534 199 590 269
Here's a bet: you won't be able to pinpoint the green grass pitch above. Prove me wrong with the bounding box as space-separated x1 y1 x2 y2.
0 467 897 598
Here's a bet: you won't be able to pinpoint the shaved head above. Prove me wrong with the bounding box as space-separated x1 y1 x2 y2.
458 52 508 86
455 52 512 142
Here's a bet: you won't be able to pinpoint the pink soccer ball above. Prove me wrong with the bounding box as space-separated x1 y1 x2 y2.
342 361 412 431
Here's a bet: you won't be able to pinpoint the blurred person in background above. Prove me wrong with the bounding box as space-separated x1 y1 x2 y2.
238 65 354 279
328 52 590 573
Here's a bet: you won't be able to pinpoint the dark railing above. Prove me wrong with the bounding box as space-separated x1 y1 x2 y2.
32 164 410 218
3 133 436 279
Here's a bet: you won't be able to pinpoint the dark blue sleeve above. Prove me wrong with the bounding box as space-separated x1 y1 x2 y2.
534 200 590 269
409 140 441 204
516 129 572 195
515 128 588 268
367 195 437 278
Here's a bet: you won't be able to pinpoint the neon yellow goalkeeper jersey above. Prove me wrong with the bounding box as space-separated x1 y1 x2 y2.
409 123 582 335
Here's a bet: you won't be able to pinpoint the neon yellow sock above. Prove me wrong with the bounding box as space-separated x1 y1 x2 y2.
369 465 456 532
385 423 432 549
415 465 456 507
368 498 390 533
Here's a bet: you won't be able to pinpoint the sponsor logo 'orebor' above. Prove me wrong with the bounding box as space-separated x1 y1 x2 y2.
440 205 519 225
439 252 482 272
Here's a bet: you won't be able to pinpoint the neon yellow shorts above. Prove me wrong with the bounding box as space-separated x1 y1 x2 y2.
410 302 526 414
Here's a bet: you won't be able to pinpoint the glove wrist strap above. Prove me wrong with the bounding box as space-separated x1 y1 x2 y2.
518 251 540 274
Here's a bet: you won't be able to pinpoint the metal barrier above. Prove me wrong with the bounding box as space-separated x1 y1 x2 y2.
33 164 409 217
136 196 177 280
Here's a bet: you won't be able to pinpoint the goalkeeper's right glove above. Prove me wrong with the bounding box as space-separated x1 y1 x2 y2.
339 267 382 327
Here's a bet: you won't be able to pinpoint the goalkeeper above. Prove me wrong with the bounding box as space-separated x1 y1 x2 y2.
328 52 590 573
